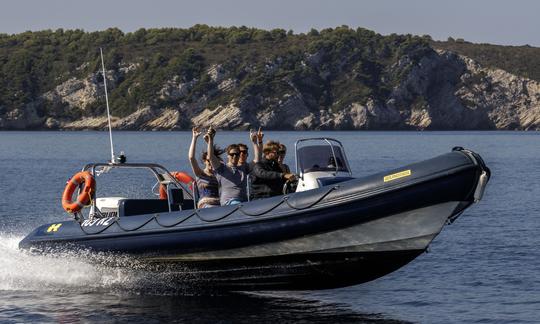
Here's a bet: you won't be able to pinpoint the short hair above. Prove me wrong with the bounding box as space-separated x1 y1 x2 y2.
237 143 248 151
279 143 287 152
263 140 281 154
201 145 223 162
226 144 240 154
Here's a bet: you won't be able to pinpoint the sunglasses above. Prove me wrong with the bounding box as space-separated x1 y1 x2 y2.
239 150 248 154
228 152 240 157
278 150 286 155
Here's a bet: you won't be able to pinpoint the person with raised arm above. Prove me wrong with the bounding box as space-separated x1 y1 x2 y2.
188 126 222 208
250 140 297 200
206 126 248 205
238 127 264 173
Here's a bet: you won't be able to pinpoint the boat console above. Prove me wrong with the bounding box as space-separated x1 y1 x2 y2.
294 138 354 192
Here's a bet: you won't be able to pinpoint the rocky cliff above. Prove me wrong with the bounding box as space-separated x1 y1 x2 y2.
1 28 539 130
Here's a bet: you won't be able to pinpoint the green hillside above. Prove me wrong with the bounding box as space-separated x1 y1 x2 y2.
0 25 431 119
432 39 540 81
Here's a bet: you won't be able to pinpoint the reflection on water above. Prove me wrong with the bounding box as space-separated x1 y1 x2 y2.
2 291 409 324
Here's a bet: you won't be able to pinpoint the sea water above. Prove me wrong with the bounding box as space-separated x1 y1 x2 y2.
0 131 538 323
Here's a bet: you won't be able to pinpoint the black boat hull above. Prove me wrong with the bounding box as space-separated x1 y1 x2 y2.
150 250 425 290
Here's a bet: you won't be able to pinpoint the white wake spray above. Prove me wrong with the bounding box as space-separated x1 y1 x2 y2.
0 233 140 292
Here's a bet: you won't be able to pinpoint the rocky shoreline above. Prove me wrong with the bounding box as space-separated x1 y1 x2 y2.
1 50 539 131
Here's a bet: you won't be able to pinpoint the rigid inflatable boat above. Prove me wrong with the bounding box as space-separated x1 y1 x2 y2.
19 138 490 290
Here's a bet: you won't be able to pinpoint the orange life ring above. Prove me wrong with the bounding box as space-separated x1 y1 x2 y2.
159 171 195 199
62 171 96 213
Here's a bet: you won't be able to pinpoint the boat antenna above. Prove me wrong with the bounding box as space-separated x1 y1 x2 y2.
100 48 115 163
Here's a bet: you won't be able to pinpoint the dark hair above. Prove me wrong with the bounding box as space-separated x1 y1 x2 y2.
237 143 248 151
201 144 223 162
226 144 240 154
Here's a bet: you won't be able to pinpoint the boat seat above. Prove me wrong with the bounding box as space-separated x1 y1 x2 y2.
182 199 195 210
169 187 195 210
118 187 195 217
119 199 179 217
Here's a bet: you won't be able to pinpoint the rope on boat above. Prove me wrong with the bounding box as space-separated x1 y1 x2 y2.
283 186 339 210
115 216 156 232
237 200 285 217
153 212 197 228
77 185 340 235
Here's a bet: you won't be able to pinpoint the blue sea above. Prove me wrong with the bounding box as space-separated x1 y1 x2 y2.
0 131 538 323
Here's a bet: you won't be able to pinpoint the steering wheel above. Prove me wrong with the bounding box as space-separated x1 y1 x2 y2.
282 178 298 195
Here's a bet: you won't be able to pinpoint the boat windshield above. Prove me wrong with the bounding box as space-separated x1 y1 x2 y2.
297 145 349 174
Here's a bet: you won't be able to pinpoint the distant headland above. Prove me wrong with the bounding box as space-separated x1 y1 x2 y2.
1 26 539 130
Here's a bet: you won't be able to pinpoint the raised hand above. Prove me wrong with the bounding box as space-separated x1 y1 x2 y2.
205 126 216 141
249 128 257 144
256 127 264 143
192 126 202 138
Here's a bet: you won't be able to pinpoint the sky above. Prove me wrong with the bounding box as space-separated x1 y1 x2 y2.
1 0 539 47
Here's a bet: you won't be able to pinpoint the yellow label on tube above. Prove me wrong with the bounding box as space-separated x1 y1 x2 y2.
383 170 412 182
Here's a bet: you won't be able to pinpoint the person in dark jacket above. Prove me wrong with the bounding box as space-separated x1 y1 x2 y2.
250 141 296 200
